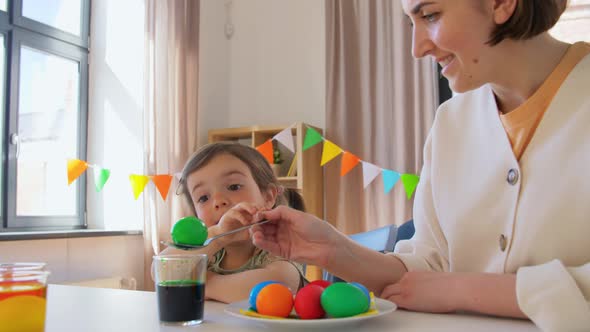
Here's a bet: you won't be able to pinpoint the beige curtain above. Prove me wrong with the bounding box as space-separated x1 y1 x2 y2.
325 0 437 234
142 0 200 291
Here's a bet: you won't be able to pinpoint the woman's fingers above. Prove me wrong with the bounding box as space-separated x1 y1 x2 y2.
380 282 402 299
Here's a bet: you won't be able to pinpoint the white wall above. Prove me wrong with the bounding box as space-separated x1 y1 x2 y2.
198 0 326 145
0 235 144 289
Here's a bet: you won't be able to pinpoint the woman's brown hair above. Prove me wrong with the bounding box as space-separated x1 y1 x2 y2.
488 0 568 45
178 142 305 215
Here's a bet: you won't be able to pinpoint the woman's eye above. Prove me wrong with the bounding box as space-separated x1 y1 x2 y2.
422 12 439 22
228 184 242 191
197 195 209 203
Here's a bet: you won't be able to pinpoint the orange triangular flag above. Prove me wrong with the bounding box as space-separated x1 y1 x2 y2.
256 140 274 165
340 151 360 176
151 174 173 200
67 159 88 185
320 140 342 166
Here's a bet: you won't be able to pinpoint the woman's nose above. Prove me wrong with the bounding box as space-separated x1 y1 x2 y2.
412 25 434 58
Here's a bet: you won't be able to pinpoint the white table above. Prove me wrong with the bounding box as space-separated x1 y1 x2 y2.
45 284 540 332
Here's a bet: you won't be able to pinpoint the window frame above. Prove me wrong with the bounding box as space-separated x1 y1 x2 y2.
1 0 90 231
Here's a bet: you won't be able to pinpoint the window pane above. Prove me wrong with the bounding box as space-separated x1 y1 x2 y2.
23 0 82 36
17 46 80 216
0 0 6 12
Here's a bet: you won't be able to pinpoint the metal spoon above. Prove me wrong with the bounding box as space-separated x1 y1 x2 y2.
160 219 271 250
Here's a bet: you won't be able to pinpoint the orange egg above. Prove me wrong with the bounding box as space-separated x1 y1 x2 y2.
255 283 294 318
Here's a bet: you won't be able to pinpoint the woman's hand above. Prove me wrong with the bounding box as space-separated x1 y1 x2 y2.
249 205 344 267
380 271 460 313
208 202 264 247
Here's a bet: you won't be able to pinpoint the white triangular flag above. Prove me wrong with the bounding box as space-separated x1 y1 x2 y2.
362 161 382 188
174 172 183 181
273 127 295 153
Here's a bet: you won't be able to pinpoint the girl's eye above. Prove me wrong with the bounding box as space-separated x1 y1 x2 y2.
228 184 242 191
197 195 209 204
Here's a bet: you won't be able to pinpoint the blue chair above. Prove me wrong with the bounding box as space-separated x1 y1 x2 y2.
396 219 415 243
323 220 415 282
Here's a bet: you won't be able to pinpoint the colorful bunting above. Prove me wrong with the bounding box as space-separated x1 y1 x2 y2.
93 168 111 192
64 124 421 202
273 127 295 153
151 174 173 200
303 127 323 151
129 174 150 200
382 170 400 194
401 174 420 199
256 139 274 165
320 140 342 166
362 162 382 188
67 159 88 185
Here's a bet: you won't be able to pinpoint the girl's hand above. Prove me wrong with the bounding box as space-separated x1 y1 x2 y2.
380 271 460 313
250 205 344 267
209 202 264 246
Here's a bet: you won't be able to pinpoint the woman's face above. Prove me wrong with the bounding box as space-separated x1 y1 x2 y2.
402 0 500 92
186 153 275 227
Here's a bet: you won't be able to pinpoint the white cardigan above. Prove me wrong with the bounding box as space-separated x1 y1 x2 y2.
393 53 590 332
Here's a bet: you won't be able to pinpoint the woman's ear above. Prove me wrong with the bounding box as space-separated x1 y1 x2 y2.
492 0 517 25
262 185 280 209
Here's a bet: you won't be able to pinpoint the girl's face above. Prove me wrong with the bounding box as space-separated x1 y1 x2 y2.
186 153 275 227
402 0 501 92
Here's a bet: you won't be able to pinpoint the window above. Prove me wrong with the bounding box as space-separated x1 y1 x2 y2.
1 0 90 231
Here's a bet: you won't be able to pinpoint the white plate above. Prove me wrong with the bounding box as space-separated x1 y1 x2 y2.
224 298 396 329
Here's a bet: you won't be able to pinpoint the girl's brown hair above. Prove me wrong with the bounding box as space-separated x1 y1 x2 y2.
178 142 305 215
487 0 567 45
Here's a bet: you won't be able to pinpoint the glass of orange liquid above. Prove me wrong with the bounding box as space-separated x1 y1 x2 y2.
0 269 50 332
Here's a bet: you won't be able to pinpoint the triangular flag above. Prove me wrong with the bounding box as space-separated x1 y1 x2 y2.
401 174 420 199
303 127 323 151
93 168 111 192
129 174 150 200
273 127 295 153
67 159 88 185
256 140 274 164
320 140 342 166
340 151 360 176
151 174 173 200
382 169 401 194
362 162 381 188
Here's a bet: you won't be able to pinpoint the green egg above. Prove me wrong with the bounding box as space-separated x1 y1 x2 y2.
171 216 208 246
320 282 370 318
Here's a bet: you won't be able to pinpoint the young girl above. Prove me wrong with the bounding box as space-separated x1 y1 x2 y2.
249 1 590 331
161 142 306 303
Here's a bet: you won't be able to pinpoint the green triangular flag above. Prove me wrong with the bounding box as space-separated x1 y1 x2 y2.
94 168 111 192
401 174 420 199
303 127 323 151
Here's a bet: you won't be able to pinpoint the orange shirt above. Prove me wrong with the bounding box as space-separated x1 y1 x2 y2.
500 42 590 160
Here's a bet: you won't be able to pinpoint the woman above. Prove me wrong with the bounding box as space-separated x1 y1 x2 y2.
249 1 590 331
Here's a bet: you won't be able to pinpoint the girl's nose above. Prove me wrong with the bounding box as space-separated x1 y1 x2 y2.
212 193 229 210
